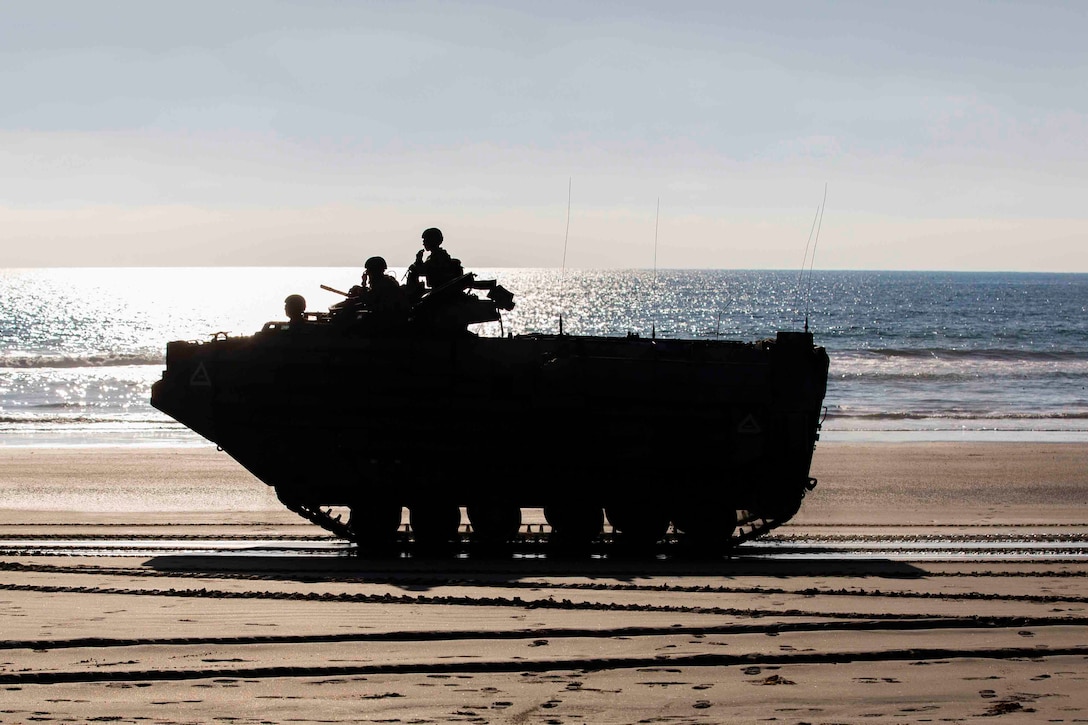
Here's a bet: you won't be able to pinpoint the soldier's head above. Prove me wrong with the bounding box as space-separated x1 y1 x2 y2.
364 256 388 274
363 256 388 286
284 294 306 322
421 227 443 251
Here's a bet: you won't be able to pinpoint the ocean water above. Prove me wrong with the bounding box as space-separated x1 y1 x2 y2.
1 267 1086 446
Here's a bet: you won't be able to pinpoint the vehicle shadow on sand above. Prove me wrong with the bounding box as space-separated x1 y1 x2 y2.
143 551 926 588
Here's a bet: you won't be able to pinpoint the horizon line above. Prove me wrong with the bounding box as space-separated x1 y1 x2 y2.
2 265 1086 275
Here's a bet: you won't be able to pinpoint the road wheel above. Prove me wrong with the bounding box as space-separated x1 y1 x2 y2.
673 503 736 555
467 503 522 547
605 504 670 548
544 503 603 549
410 504 461 548
348 502 402 551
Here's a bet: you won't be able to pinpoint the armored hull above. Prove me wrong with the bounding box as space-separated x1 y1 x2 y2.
152 314 829 552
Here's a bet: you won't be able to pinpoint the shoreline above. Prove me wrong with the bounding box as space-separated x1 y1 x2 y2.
4 428 1088 449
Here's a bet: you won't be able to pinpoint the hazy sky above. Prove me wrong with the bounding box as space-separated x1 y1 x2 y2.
3 0 1086 270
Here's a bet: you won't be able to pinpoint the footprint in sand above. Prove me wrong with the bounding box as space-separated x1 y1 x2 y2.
754 674 795 686
986 700 1031 716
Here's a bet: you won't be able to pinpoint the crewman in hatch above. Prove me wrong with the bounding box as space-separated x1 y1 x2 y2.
329 256 409 329
353 256 408 317
283 294 307 325
406 227 464 300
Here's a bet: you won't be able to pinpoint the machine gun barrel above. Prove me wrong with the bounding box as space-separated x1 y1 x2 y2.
321 284 350 297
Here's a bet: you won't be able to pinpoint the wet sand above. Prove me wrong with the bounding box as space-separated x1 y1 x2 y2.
1 442 1087 723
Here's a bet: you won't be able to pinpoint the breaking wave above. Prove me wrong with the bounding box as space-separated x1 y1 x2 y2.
0 353 163 369
0 414 175 425
837 347 1084 361
827 410 1088 421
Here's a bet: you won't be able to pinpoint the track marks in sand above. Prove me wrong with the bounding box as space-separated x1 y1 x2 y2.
6 558 1088 602
5 560 1088 616
3 644 1088 686
4 604 1088 689
2 616 1085 654
3 521 1088 723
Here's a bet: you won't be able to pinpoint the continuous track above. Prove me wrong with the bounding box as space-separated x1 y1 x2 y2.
276 498 795 550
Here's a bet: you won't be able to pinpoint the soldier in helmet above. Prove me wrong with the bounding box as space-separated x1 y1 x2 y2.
332 256 408 327
407 227 464 300
283 294 307 325
356 256 408 316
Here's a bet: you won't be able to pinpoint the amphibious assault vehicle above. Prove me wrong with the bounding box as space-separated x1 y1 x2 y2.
151 272 829 554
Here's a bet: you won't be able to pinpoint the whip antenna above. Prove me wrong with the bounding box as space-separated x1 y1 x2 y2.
795 206 821 312
803 183 828 333
559 177 571 335
651 197 659 339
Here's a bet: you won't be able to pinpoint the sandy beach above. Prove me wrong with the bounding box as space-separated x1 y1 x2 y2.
2 441 1087 723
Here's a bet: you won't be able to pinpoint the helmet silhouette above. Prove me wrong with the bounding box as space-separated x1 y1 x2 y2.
283 294 306 321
